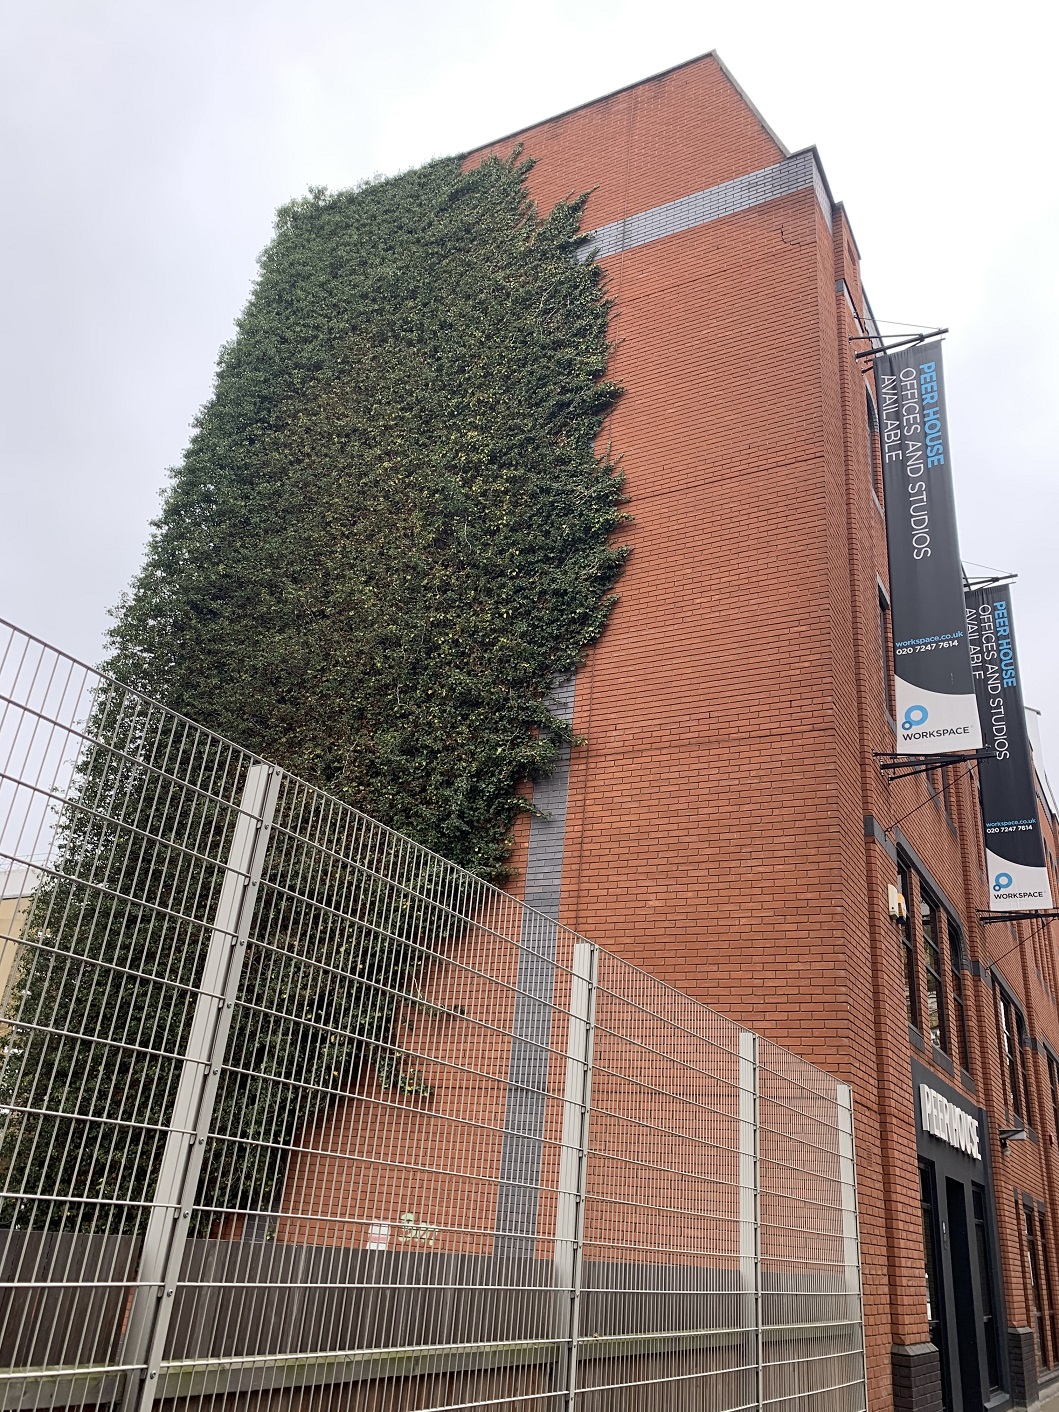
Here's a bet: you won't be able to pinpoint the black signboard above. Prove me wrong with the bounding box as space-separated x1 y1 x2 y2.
874 341 981 754
966 584 1052 910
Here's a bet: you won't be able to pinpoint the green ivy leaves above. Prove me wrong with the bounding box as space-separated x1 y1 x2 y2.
107 153 626 878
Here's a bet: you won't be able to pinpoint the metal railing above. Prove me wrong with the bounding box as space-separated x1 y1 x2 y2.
0 617 867 1412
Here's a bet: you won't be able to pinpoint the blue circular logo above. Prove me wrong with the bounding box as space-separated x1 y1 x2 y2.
902 704 929 730
994 872 1013 891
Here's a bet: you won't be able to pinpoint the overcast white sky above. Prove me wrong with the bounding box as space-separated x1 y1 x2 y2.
1 0 1056 760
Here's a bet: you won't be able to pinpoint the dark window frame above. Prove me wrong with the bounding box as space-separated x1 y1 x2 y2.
948 918 971 1076
1047 1049 1059 1140
996 981 1031 1125
940 764 955 826
1023 1200 1058 1371
1038 1204 1059 1370
1020 1013 1034 1127
898 858 921 1032
921 889 949 1055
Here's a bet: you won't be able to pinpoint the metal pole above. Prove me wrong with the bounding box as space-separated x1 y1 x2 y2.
120 762 281 1412
553 940 597 1412
836 1082 867 1391
738 1031 761 1410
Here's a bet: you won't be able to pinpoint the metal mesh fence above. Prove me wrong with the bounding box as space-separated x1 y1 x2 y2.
0 617 867 1412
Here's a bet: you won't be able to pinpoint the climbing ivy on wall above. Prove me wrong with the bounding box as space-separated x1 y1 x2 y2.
0 156 626 1237
106 152 626 878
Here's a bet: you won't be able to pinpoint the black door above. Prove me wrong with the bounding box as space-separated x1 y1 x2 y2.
920 1161 952 1412
947 1178 983 1412
971 1184 1002 1395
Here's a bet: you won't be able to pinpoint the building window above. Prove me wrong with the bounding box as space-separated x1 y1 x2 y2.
1048 1051 1059 1138
1039 931 1056 988
940 765 955 827
898 859 920 1031
921 891 949 1054
1038 1208 1059 1369
1021 1017 1034 1127
948 920 971 1076
1024 1204 1058 1370
866 389 884 505
1043 928 1058 1001
996 983 1031 1125
879 586 895 720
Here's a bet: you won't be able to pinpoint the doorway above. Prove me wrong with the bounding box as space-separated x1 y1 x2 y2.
917 1160 1005 1412
913 1061 1007 1411
919 1161 951 1412
947 1178 983 1412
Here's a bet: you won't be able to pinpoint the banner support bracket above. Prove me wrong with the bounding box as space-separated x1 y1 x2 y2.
963 573 1018 591
873 750 984 782
978 910 1059 925
852 327 948 360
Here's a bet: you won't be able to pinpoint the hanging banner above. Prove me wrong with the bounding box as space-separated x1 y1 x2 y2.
874 341 981 754
965 585 1053 911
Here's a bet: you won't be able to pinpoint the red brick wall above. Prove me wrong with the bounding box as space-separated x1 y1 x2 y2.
470 55 900 1407
467 53 784 237
467 50 1059 1408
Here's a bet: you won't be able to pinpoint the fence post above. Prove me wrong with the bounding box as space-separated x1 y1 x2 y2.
738 1031 761 1410
836 1083 864 1334
553 939 597 1412
119 761 281 1412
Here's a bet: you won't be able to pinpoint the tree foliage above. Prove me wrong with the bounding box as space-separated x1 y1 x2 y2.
107 153 626 878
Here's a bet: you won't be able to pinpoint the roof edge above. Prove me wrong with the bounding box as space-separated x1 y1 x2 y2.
795 144 855 255
461 49 787 161
709 52 789 159
793 145 836 210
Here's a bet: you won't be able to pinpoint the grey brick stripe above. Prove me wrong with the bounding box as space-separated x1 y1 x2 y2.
494 674 576 1258
580 149 831 262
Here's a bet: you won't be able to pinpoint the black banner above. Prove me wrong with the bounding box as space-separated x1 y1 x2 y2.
874 341 981 753
965 585 1052 910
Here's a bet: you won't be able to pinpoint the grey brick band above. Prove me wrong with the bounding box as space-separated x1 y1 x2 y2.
494 675 576 1257
891 1343 943 1412
581 149 832 262
1008 1326 1038 1408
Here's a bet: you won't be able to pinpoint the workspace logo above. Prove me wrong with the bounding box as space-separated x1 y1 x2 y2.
900 702 971 744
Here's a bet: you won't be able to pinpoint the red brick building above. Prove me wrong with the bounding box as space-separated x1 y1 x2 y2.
464 51 1059 1412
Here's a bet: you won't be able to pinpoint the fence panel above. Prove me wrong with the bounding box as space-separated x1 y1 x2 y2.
0 618 866 1412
